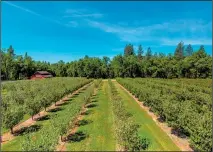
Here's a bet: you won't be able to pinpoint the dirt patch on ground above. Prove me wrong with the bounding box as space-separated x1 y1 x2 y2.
1 82 92 145
115 80 193 152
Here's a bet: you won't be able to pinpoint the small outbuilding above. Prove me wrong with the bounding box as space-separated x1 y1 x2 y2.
30 71 53 80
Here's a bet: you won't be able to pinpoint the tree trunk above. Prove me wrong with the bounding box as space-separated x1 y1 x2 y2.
55 102 57 106
10 127 13 134
61 135 63 142
32 115 34 120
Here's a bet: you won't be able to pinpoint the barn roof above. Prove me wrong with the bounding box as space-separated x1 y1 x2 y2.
43 75 53 78
35 71 52 75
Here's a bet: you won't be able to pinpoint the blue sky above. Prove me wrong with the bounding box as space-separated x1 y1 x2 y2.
2 1 212 63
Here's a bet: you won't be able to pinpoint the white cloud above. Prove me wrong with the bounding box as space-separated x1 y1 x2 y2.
64 13 103 18
65 21 78 27
4 1 41 16
64 9 103 19
5 2 212 46
4 1 65 26
86 19 212 46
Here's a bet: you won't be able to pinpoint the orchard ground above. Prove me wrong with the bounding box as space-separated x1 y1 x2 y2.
1 78 211 151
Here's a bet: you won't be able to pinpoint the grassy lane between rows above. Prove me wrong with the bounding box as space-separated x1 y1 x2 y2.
113 80 180 151
2 83 94 151
66 80 116 151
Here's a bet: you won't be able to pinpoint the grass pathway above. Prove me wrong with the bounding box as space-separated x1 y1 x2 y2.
66 80 116 151
113 80 180 151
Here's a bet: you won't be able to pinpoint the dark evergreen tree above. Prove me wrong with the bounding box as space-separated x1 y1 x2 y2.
137 45 143 60
174 41 184 59
124 44 134 56
146 47 152 60
185 44 193 56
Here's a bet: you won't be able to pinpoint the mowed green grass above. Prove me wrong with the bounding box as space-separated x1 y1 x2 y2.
1 87 91 151
66 81 116 151
113 81 180 151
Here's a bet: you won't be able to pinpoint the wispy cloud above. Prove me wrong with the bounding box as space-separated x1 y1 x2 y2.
65 21 78 27
64 9 103 19
64 13 103 18
4 1 41 16
86 19 212 46
4 1 65 26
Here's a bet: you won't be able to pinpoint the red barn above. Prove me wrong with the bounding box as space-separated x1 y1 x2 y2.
30 71 53 80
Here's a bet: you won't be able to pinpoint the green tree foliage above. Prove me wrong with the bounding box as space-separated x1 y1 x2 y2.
117 78 212 151
124 44 134 56
174 41 184 59
146 47 152 60
2 78 92 131
137 45 143 60
109 80 150 151
185 44 193 56
3 106 24 134
21 83 96 151
1 43 212 80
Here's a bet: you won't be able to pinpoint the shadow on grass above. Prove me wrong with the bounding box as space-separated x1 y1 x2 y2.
47 107 63 113
77 119 93 126
57 101 70 106
35 115 50 121
157 116 165 123
72 93 80 98
171 128 189 139
14 124 41 136
86 103 97 108
91 99 98 103
81 110 93 116
90 96 97 100
67 131 87 142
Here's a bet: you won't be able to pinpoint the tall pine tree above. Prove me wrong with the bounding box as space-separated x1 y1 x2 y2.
137 45 143 60
199 45 205 52
174 41 184 59
185 44 193 56
146 47 152 60
124 44 134 56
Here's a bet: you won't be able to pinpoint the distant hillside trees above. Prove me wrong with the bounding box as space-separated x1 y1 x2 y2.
1 42 212 80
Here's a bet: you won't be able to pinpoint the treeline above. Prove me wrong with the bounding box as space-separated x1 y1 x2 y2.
1 42 212 80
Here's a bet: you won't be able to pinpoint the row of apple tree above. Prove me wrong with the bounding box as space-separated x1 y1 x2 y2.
116 78 212 152
2 77 92 134
21 82 96 151
108 80 150 151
